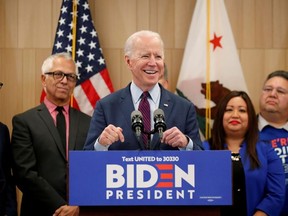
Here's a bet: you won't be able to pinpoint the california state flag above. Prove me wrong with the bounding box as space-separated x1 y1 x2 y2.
176 0 248 139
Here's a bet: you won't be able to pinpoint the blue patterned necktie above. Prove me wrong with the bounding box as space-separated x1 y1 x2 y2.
138 92 151 149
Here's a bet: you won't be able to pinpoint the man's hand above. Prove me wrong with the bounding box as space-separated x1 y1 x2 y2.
53 205 79 216
99 124 124 146
161 127 188 148
253 210 267 216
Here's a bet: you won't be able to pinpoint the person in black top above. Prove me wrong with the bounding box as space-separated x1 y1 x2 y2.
203 91 285 216
0 82 17 216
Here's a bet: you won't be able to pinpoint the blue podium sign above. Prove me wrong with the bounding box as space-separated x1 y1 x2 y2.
69 150 231 206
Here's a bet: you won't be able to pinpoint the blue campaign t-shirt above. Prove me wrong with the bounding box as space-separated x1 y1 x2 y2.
259 125 288 215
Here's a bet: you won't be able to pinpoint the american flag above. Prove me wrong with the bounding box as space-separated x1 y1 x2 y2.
41 0 114 116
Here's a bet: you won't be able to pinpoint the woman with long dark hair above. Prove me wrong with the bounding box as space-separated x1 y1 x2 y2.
203 91 285 216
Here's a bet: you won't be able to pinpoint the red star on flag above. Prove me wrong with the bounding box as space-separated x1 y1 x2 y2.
210 33 222 51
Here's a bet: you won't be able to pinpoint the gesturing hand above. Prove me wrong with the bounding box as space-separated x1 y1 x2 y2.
99 124 124 146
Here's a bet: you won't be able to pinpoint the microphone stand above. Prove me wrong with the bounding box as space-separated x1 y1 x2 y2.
143 129 156 150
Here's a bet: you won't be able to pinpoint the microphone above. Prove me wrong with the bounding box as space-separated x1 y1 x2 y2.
131 110 144 140
153 109 166 139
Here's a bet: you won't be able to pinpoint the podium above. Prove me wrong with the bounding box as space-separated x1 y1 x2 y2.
69 151 231 216
79 206 220 216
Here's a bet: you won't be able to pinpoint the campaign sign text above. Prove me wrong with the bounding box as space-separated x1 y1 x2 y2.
69 151 231 206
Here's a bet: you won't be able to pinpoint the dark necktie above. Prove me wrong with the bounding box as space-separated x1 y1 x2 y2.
56 106 66 151
138 92 151 149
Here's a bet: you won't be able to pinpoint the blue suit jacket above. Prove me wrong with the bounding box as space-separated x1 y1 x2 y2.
84 83 203 150
0 122 17 216
203 141 285 216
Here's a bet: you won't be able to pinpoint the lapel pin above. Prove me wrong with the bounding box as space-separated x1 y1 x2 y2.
164 103 168 107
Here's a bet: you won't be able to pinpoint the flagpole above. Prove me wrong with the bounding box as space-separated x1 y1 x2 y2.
70 0 78 107
205 0 211 139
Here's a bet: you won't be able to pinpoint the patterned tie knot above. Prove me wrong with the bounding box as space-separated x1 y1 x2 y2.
142 91 149 99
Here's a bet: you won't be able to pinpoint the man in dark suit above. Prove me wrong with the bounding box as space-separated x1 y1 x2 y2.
0 82 17 216
84 30 202 151
11 53 91 216
0 120 17 216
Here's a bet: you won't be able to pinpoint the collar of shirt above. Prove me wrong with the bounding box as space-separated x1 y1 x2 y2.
44 97 69 114
43 97 69 123
258 113 288 131
130 81 161 110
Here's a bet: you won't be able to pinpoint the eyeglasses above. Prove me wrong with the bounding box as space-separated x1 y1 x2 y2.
45 71 78 82
0 82 3 89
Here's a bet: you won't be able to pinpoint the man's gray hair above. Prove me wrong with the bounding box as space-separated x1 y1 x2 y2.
41 52 78 75
124 30 164 58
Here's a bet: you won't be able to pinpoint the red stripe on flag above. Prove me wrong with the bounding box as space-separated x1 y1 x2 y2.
71 96 80 110
100 68 114 92
81 78 100 108
40 90 46 103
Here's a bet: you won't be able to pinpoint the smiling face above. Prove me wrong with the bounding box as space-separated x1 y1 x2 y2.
41 56 77 106
125 34 164 91
223 96 248 138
